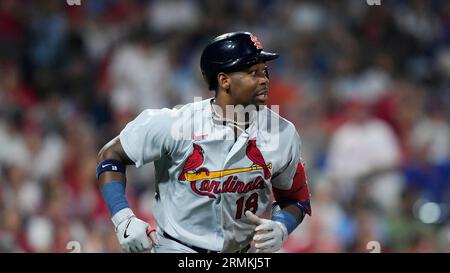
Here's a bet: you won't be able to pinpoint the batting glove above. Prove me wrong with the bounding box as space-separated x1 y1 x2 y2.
245 210 288 253
112 208 158 253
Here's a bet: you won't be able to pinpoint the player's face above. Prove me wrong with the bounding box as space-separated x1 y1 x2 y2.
228 63 269 107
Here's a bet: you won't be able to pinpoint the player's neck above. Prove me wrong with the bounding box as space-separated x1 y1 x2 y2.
213 92 256 115
214 95 247 120
214 91 231 112
212 95 256 136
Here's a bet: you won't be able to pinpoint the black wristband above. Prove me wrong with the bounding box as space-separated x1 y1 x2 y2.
96 160 126 180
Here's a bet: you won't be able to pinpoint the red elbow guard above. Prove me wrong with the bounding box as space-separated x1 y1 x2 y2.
273 162 312 216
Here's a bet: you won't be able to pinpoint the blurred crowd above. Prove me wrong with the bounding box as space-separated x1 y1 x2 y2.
0 0 449 253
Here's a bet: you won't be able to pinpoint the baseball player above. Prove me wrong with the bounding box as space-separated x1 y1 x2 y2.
96 32 311 253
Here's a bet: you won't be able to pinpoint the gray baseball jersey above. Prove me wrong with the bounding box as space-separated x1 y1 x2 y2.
119 98 301 253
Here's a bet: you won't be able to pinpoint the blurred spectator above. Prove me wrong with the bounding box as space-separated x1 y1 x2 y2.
401 96 450 204
108 26 172 114
410 102 450 165
147 0 201 34
325 100 403 215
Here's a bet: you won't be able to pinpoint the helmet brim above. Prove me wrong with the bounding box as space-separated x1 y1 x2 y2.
221 50 279 73
259 51 279 62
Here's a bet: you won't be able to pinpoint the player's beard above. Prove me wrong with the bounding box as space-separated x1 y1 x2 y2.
236 92 268 110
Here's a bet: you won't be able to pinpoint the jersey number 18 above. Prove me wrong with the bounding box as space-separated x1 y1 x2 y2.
235 193 259 219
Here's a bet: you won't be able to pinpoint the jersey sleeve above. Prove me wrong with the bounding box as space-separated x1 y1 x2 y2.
119 108 175 168
271 130 312 216
271 129 301 190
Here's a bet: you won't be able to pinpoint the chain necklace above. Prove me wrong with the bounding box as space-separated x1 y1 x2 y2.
210 99 252 126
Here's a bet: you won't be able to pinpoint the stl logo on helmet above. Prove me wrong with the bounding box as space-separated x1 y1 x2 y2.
250 34 263 49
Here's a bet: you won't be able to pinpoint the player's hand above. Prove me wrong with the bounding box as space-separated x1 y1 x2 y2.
245 210 288 253
112 208 158 253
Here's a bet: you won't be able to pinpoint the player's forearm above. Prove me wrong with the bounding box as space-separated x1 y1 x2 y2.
271 201 308 236
97 136 134 216
97 137 157 252
280 204 304 222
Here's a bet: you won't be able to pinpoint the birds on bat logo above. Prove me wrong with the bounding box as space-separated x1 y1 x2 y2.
178 139 271 198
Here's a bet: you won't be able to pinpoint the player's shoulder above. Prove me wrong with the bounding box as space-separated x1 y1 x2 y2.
165 98 212 125
259 106 299 138
175 98 212 114
139 98 210 120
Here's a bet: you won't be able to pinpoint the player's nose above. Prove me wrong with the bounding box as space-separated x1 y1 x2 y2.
259 72 269 86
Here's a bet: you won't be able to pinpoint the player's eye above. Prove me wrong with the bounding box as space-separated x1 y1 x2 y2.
248 68 269 78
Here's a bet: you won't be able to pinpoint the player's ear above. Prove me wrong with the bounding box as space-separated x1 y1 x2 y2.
217 72 230 92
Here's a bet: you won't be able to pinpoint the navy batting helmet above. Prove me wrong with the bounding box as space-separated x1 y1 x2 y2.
200 32 279 90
